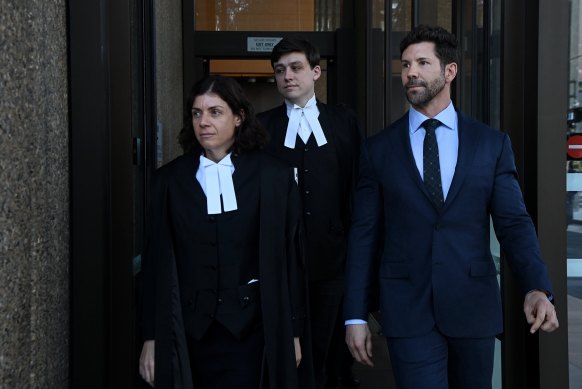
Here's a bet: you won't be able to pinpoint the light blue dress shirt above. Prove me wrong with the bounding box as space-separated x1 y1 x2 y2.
409 102 458 199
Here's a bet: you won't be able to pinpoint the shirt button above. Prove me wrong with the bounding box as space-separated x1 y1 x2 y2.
217 298 223 304
304 147 309 152
305 190 310 195
304 168 309 173
305 211 311 216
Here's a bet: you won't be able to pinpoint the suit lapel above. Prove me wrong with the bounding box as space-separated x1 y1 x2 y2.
443 112 478 208
396 111 479 211
394 113 434 204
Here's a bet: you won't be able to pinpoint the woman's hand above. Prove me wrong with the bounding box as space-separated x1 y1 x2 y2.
294 337 302 367
139 340 155 387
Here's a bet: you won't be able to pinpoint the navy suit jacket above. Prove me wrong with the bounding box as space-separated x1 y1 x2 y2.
344 111 552 338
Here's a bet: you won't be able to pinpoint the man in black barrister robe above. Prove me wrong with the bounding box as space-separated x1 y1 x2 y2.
258 38 362 388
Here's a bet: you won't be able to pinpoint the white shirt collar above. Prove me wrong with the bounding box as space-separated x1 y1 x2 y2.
195 153 237 214
409 101 457 135
285 94 318 115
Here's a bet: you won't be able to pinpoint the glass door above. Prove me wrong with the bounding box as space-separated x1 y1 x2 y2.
183 0 353 134
567 1 582 385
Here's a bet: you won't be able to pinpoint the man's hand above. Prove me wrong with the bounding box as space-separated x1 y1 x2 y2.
294 337 302 367
524 290 559 334
139 340 155 387
345 323 374 367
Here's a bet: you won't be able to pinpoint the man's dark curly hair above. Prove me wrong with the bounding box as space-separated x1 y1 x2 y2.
400 25 459 67
178 75 267 155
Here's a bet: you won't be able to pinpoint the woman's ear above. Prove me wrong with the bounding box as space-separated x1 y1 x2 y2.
236 110 245 126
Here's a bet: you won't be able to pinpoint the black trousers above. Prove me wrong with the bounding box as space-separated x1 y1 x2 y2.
187 321 264 389
308 278 344 389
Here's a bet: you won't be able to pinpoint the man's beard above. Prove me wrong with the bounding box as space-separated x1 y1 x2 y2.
405 72 446 107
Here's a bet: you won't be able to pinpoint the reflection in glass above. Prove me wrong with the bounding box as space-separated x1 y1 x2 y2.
387 0 412 124
195 0 341 31
372 0 385 31
567 0 582 387
315 0 342 31
391 0 412 32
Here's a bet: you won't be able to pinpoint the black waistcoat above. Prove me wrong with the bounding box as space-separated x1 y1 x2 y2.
172 155 261 341
271 134 347 280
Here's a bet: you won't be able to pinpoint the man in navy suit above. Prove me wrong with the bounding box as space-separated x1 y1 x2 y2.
344 25 559 389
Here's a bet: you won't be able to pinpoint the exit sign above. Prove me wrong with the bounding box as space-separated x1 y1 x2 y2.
247 37 283 52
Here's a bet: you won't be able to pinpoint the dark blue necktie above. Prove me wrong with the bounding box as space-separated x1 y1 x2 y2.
422 118 444 209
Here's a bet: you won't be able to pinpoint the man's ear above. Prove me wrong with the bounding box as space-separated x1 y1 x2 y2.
445 62 458 83
312 65 322 81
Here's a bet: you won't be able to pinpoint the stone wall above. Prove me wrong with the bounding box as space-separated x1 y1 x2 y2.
0 1 70 387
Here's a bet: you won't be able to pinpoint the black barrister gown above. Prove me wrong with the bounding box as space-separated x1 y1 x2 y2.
141 150 314 389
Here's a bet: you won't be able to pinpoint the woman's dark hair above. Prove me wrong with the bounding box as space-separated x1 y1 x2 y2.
178 75 267 154
270 37 320 69
400 25 459 67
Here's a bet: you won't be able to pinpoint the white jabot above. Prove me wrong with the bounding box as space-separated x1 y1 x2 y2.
196 153 237 214
284 95 327 148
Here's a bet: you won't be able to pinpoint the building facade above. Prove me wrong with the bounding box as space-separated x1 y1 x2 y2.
0 0 574 387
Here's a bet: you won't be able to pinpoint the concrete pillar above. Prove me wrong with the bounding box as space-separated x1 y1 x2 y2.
0 1 69 387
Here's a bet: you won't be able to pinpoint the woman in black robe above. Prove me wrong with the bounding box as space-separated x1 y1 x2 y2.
138 75 313 389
